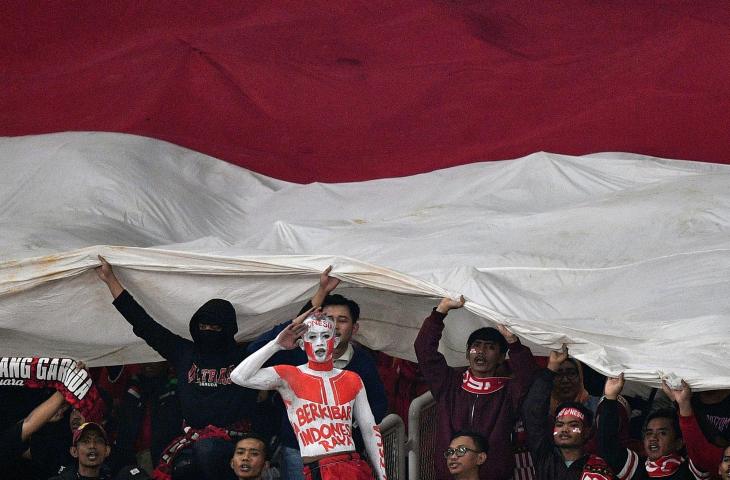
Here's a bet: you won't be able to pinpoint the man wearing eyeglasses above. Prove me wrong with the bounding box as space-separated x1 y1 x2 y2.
445 431 488 480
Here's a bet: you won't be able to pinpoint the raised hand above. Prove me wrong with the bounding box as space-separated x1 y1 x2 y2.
311 266 341 308
276 322 308 350
95 255 116 284
495 323 518 344
661 379 693 415
436 295 465 314
292 306 317 326
320 265 340 294
95 255 124 299
604 373 625 399
547 344 569 372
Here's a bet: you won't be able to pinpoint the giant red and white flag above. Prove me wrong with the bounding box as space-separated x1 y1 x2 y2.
2 2 730 388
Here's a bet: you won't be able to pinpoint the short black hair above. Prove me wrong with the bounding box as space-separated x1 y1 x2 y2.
234 432 269 460
466 327 508 354
560 357 580 370
554 401 594 428
643 408 681 439
450 430 488 454
323 294 360 322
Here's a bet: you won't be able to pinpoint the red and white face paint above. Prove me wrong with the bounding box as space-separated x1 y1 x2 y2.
552 407 587 447
301 313 339 365
229 311 386 479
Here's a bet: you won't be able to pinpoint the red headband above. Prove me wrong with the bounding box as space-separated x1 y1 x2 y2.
556 407 585 421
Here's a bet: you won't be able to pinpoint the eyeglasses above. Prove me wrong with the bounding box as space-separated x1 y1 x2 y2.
443 446 481 458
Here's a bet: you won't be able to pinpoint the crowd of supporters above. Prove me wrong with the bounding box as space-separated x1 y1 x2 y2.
1 263 728 480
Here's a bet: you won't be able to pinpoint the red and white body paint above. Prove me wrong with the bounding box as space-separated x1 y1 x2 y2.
230 314 387 480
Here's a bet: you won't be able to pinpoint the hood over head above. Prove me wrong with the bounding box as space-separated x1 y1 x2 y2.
189 298 238 351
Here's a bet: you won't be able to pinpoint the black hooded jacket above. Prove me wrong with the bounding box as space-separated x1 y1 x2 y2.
112 290 258 429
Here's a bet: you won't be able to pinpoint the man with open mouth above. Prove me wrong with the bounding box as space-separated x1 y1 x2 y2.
415 295 537 480
598 373 713 480
230 432 270 479
50 422 112 480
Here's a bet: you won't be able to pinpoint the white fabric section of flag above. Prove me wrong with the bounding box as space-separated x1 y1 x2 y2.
1 132 729 389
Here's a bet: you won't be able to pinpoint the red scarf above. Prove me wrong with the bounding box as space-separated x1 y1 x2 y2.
581 455 616 480
461 370 509 394
0 357 104 422
152 420 251 480
645 453 683 478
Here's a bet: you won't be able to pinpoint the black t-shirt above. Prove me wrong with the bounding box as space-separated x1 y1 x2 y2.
692 393 730 447
0 421 26 461
49 465 112 480
1 421 35 479
30 413 75 479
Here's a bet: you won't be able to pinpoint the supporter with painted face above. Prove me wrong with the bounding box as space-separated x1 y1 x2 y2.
230 433 270 480
445 431 488 480
231 309 387 480
548 355 635 457
553 405 592 452
246 266 387 480
300 312 339 365
598 373 712 480
414 295 537 480
522 346 615 480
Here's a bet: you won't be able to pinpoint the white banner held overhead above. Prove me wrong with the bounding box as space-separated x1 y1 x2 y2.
1 132 729 389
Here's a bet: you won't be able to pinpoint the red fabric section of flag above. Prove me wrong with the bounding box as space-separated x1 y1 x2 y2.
2 2 729 183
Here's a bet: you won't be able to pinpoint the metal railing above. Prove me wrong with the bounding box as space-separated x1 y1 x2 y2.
379 413 406 479
406 390 437 480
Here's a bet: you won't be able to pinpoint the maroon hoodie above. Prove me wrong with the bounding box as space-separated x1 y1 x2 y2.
415 309 536 480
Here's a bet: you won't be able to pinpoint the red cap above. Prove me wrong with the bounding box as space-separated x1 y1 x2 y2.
72 422 108 446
